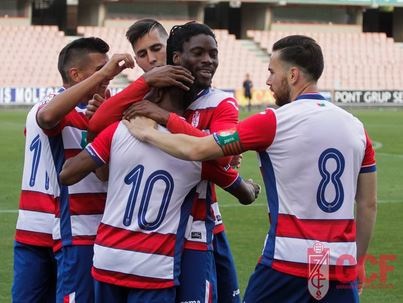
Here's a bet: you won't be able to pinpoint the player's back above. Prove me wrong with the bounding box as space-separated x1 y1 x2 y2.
16 103 57 247
46 103 107 251
269 97 367 219
92 122 203 289
259 94 374 280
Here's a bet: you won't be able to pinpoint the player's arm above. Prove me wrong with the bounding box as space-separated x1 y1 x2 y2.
225 176 261 205
124 97 238 139
37 54 134 130
123 116 224 160
205 98 240 166
60 122 117 185
355 133 377 294
355 171 377 295
59 151 101 185
202 162 260 205
355 172 377 262
123 109 276 160
124 100 211 136
88 65 194 134
123 97 239 166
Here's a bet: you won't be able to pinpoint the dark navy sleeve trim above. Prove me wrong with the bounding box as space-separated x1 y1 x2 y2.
360 165 376 173
85 145 105 167
224 175 242 191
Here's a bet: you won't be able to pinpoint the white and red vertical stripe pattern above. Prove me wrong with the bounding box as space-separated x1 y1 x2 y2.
45 105 107 251
16 102 58 247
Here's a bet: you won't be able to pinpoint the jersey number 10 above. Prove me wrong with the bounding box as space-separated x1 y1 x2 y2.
123 165 174 230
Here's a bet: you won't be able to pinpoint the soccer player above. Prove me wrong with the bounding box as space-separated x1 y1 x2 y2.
124 35 377 302
12 96 59 302
93 20 243 303
58 85 260 303
242 73 253 111
36 37 135 302
163 22 242 303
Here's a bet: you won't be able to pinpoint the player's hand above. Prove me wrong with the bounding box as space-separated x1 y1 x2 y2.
86 90 110 119
98 53 135 80
123 116 157 142
230 154 243 169
123 100 170 124
247 178 261 200
239 179 261 205
143 65 194 91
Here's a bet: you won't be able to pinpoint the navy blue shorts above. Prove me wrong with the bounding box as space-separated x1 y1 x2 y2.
94 280 176 303
243 263 359 303
213 231 240 303
12 241 57 303
55 245 94 302
177 249 217 303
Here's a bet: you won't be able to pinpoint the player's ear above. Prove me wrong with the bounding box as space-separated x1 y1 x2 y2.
172 52 181 65
289 67 299 85
68 67 81 83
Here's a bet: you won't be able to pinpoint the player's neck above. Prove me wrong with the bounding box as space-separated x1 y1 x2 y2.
291 82 318 102
160 88 186 116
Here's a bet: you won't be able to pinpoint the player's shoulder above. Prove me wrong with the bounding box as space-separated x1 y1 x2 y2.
188 88 238 110
106 120 126 137
39 87 65 107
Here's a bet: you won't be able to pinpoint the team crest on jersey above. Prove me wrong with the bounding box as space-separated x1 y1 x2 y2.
215 214 222 222
40 93 56 105
191 232 202 239
308 242 330 300
191 111 200 127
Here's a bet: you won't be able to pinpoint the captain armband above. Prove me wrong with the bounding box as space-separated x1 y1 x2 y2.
213 129 243 155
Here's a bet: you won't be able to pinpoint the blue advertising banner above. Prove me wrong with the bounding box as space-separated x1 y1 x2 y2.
0 87 123 104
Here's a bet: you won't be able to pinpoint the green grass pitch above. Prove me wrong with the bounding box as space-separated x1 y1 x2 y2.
0 107 402 302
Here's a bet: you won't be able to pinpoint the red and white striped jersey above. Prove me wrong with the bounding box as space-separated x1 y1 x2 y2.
86 121 240 289
227 93 376 281
42 95 107 251
166 88 239 250
15 102 58 247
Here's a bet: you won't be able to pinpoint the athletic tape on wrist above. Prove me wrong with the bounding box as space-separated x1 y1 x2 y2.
213 129 242 155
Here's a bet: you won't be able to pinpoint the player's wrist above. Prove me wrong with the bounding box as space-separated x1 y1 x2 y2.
157 110 170 125
94 69 110 83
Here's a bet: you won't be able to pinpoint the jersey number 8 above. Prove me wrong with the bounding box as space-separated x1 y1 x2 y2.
316 148 345 213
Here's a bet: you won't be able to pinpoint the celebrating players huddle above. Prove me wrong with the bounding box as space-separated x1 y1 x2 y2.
12 19 377 303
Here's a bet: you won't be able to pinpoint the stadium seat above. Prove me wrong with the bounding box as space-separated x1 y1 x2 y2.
0 23 402 91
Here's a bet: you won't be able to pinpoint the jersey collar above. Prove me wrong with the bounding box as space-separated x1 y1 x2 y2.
295 93 326 101
193 88 210 102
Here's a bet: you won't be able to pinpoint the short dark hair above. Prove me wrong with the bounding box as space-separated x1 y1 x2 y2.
126 18 168 47
272 35 324 81
58 37 109 83
166 21 217 65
